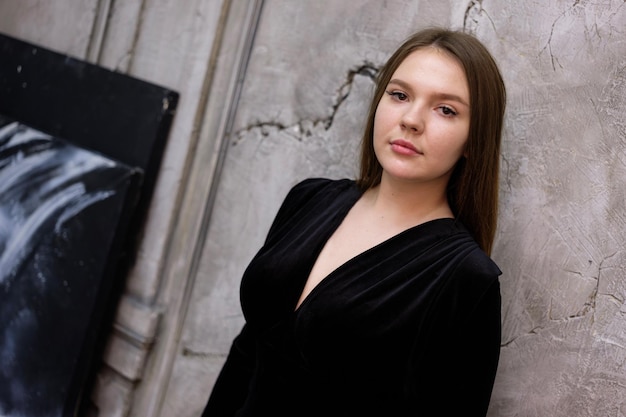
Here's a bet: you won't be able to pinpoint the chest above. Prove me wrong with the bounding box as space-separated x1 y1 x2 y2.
298 213 408 308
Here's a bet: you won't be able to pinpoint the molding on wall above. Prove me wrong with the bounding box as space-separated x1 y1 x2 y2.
125 0 265 415
86 0 113 62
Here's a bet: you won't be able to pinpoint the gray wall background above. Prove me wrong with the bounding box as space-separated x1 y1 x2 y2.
1 0 625 416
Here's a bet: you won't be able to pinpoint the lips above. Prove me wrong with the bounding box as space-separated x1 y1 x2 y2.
390 139 422 155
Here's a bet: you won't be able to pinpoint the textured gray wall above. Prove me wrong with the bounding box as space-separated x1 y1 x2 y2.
180 1 626 415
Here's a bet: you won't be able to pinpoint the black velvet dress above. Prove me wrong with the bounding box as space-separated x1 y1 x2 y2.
202 178 502 417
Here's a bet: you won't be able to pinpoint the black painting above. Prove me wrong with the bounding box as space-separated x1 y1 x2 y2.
0 33 179 416
0 118 142 416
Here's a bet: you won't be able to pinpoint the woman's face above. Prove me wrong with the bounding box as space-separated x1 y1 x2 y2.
373 47 470 188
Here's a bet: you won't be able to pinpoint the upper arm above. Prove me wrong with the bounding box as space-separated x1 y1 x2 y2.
405 253 502 416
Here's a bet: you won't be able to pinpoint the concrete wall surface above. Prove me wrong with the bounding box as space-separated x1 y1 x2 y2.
1 0 625 416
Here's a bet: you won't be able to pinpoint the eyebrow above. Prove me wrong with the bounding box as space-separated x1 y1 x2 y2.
388 78 470 107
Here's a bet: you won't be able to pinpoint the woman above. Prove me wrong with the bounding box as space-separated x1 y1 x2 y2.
203 26 507 416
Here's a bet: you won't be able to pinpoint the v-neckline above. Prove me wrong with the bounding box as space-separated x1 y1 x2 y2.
294 183 455 313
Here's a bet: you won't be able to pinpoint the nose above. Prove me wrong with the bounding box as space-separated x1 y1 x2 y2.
400 105 424 134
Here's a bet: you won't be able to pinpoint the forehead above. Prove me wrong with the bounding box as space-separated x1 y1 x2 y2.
391 47 469 99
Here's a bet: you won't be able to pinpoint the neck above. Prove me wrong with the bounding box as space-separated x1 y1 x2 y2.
364 174 453 226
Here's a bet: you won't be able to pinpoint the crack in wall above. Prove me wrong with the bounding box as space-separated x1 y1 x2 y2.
540 0 582 71
231 62 378 145
574 250 625 322
503 250 623 348
501 323 548 347
463 0 483 34
463 0 498 36
329 62 378 130
596 251 624 300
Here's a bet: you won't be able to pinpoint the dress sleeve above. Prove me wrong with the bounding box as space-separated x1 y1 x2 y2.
406 263 502 416
451 279 501 416
201 324 256 417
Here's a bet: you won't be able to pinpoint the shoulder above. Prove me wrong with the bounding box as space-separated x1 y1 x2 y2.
445 220 501 282
425 232 502 332
439 222 502 308
287 177 355 199
449 239 502 318
279 177 356 212
265 177 356 239
457 246 501 283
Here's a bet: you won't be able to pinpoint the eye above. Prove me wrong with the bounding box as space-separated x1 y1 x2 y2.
438 105 458 117
385 90 408 102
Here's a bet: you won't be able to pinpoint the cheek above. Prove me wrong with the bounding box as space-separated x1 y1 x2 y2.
373 105 394 139
435 126 469 161
372 110 385 143
450 138 469 162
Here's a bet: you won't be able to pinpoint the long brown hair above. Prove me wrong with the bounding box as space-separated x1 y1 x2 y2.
356 27 506 255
